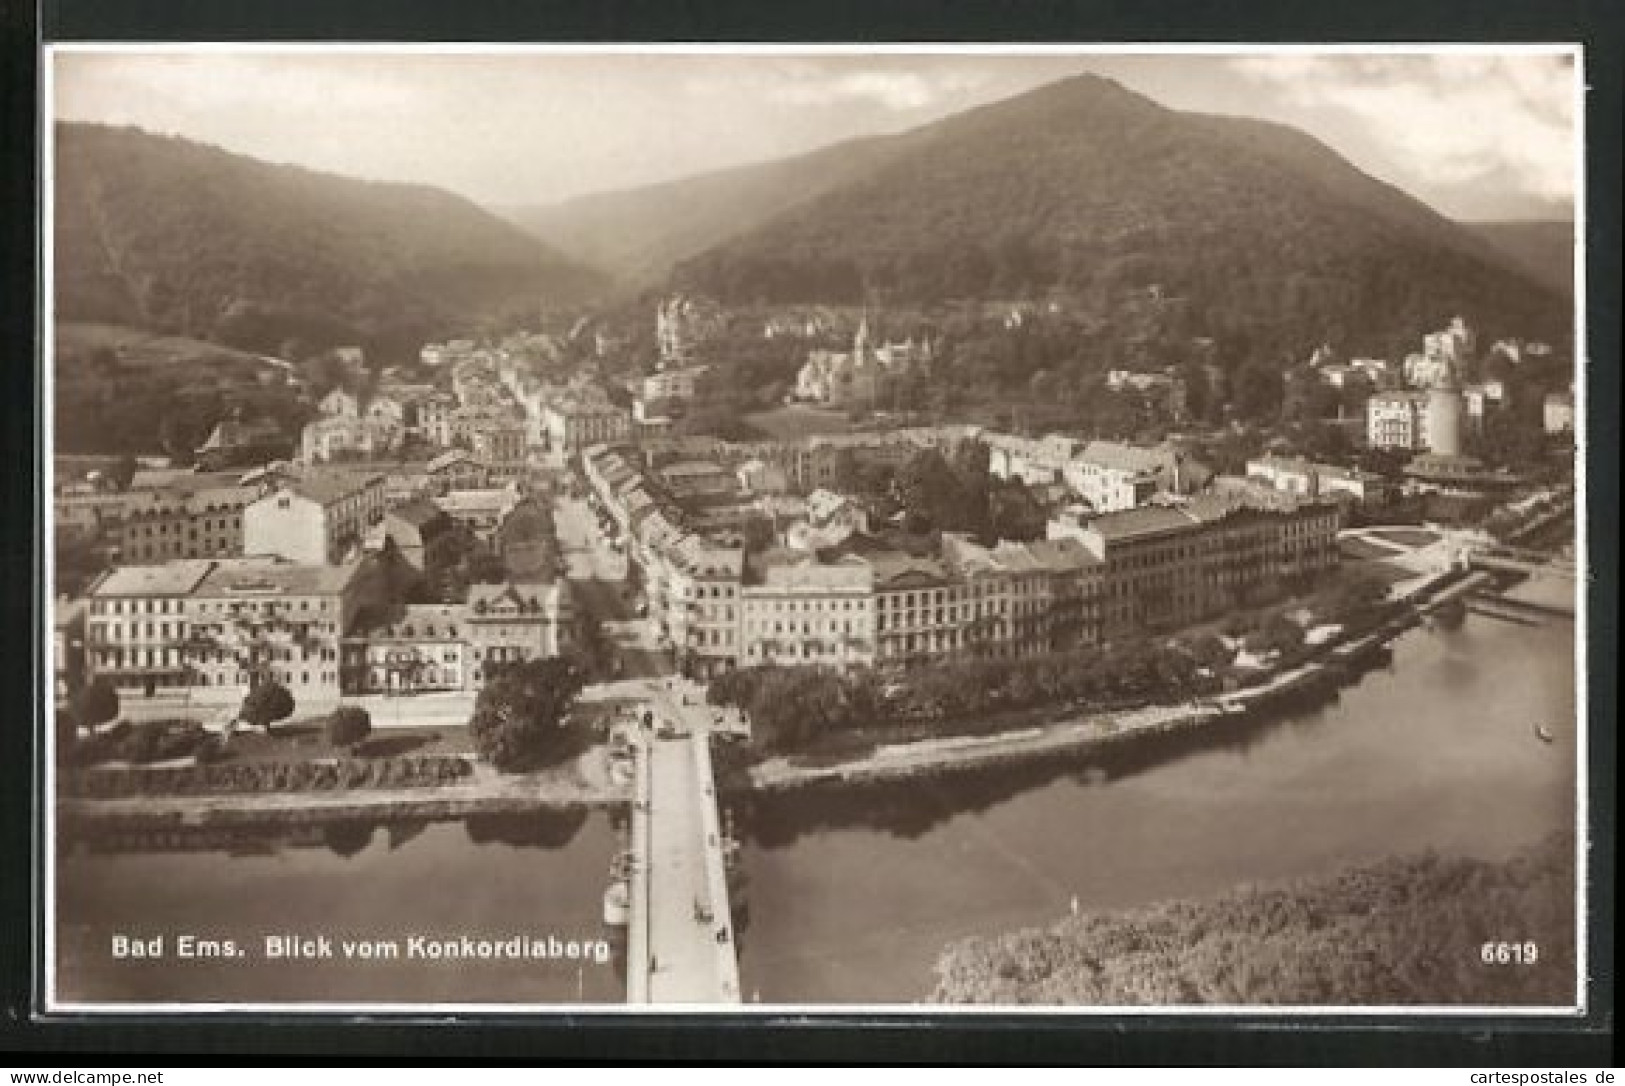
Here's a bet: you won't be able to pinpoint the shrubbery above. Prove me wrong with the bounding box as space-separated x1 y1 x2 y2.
469 657 587 772
326 706 372 749
61 754 474 799
709 636 1233 756
69 719 213 766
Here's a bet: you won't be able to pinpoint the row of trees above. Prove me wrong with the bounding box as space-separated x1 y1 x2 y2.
707 568 1396 756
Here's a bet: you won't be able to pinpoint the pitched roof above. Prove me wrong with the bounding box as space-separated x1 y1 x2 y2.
427 449 475 472
386 499 448 529
1077 440 1176 476
285 471 383 506
466 581 562 615
349 602 465 640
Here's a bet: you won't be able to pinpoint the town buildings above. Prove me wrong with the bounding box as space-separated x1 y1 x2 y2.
243 472 388 566
341 603 468 695
1049 491 1342 639
299 415 401 464
463 581 574 682
83 560 218 701
543 398 631 456
381 500 453 571
1245 454 1392 506
119 475 261 563
793 317 930 407
656 294 724 365
1544 390 1576 435
584 437 1340 679
1366 391 1433 451
1064 441 1198 513
434 484 524 541
183 557 384 705
193 417 287 471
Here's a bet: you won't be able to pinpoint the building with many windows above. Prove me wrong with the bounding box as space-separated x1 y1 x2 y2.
1366 391 1433 450
341 603 467 694
543 396 631 454
84 560 217 701
184 557 384 706
243 472 388 566
120 482 260 563
299 415 401 464
1051 491 1342 638
463 581 573 685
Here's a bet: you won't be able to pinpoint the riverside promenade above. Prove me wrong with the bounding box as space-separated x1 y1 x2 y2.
58 747 628 826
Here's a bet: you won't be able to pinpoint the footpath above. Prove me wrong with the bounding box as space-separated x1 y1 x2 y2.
59 748 628 827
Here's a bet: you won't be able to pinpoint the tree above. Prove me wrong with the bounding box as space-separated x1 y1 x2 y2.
327 706 372 749
1245 612 1306 657
1233 360 1286 423
72 676 119 731
108 453 139 491
240 679 295 732
468 657 586 772
1312 573 1390 628
55 707 79 762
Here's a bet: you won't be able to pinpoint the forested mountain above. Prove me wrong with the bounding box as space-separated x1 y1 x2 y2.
506 134 909 285
1463 220 1575 296
54 123 607 361
657 75 1569 358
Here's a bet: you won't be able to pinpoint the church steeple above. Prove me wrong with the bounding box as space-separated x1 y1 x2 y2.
853 311 870 359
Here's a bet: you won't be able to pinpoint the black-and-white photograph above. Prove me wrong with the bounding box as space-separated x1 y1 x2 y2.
43 45 1585 1012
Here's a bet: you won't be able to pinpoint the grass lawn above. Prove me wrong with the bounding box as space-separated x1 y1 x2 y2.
1339 537 1398 560
1368 527 1443 548
743 405 857 441
57 321 271 370
222 723 473 766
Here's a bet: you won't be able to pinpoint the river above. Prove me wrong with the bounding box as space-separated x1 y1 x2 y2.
53 611 1577 1007
55 810 627 1006
733 612 1578 1004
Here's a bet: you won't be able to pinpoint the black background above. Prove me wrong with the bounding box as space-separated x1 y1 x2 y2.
2 0 1617 1065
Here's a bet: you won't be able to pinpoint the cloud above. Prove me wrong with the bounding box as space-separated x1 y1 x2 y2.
680 60 996 114
1227 53 1576 206
773 69 991 111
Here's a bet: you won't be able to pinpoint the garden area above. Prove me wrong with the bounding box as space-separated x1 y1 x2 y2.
707 570 1402 762
57 681 476 798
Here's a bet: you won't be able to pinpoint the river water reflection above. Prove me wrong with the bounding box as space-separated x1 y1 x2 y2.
56 810 625 1005
734 614 1578 1004
55 613 1577 1008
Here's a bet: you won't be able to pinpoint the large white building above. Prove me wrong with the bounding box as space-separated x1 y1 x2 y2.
793 317 929 407
1366 391 1433 450
243 473 388 565
1544 390 1575 435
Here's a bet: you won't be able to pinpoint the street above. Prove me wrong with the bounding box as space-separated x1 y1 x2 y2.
643 731 739 1003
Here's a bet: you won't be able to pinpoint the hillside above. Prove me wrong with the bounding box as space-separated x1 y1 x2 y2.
506 134 908 285
54 123 608 361
931 835 1575 1006
1463 220 1575 296
661 75 1569 357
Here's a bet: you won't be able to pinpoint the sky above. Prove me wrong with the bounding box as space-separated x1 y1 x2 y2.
51 48 1579 222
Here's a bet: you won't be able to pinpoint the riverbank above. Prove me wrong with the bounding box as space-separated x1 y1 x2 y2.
928 833 1575 1006
745 569 1474 793
58 747 629 830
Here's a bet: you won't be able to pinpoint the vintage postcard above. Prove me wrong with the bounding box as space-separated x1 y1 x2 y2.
42 44 1587 1014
